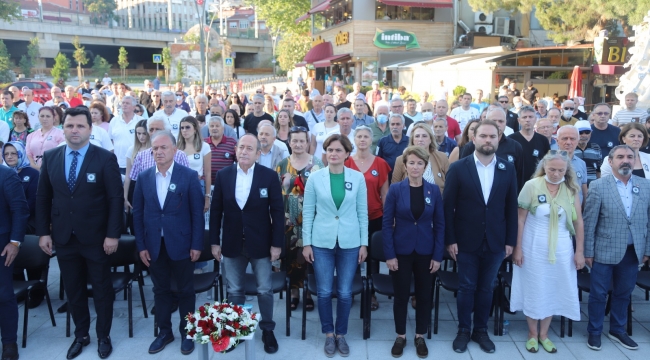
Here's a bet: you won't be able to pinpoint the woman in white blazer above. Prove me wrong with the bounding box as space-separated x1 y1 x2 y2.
302 134 368 357
600 122 650 179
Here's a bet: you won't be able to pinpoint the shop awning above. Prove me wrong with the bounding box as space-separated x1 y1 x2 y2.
379 0 453 8
592 64 628 75
295 0 332 23
314 54 352 68
302 42 334 64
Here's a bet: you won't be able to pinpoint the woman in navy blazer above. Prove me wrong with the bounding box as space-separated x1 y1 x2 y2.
382 146 445 358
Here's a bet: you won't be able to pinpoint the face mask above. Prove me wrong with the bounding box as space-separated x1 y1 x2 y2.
176 96 182 102
563 110 573 118
514 102 522 108
544 175 565 185
422 112 433 121
377 114 388 124
84 101 91 106
147 88 153 93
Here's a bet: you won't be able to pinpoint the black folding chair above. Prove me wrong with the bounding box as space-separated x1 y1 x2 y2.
13 235 56 348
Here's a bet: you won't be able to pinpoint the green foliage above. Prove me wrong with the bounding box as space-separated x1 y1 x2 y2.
0 0 20 22
117 47 128 80
452 86 467 98
19 55 31 77
83 0 117 24
209 51 222 63
72 36 89 82
276 33 311 72
175 60 185 82
27 38 40 67
547 71 570 79
91 55 111 78
245 0 311 37
162 47 172 84
51 53 71 82
0 40 13 82
183 33 200 45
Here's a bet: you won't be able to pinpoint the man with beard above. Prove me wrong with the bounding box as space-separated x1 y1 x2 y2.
443 120 518 354
583 145 650 352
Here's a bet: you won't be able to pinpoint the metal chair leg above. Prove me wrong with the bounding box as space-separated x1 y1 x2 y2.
285 278 290 337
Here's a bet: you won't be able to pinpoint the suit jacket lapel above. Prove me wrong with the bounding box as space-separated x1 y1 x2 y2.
607 176 629 218
464 156 484 202
630 176 641 218
161 165 181 211
487 160 503 204
321 167 337 210
399 180 414 220
56 146 68 187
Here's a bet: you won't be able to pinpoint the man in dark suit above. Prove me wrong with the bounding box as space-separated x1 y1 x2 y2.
36 106 123 360
443 120 518 354
210 134 284 354
133 130 204 355
0 166 29 360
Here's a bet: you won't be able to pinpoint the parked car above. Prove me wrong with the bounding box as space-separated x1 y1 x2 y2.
5 80 55 103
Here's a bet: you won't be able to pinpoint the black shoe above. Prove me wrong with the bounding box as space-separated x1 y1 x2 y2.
180 338 195 355
391 337 406 358
150 302 179 316
414 337 428 359
262 330 278 354
27 294 44 309
224 340 244 353
1 343 19 360
608 331 638 350
148 332 175 354
66 336 90 359
587 333 601 350
471 329 495 353
97 337 112 359
452 329 470 353
57 302 68 314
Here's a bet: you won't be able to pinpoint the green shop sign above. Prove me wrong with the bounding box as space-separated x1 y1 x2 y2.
373 29 420 50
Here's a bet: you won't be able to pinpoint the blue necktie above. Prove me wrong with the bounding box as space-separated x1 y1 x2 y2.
68 151 79 192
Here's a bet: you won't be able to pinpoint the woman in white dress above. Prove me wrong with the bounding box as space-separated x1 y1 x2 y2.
310 103 340 160
511 150 585 354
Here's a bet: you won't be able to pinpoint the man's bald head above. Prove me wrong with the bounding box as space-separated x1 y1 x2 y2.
485 107 507 135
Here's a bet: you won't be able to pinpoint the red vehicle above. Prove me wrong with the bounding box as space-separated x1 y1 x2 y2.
5 80 55 103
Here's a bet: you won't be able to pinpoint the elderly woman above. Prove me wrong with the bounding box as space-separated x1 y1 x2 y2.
9 110 33 145
90 101 111 131
511 150 585 353
449 119 480 163
134 103 149 119
26 107 65 170
383 146 444 358
302 134 368 357
392 123 449 192
310 104 340 160
3 141 39 232
276 126 324 311
205 116 237 185
344 125 390 311
600 122 650 178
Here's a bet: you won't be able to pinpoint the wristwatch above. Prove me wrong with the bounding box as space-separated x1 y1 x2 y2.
10 240 20 248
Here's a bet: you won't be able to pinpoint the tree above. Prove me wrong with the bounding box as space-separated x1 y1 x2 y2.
83 0 117 25
19 55 31 77
245 0 311 37
0 1 20 22
117 47 129 81
91 55 111 78
27 37 41 75
72 36 89 83
51 53 71 82
0 40 14 83
276 33 311 72
175 60 185 82
162 47 172 84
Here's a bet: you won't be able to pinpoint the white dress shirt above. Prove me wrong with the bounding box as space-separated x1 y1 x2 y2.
235 163 255 209
156 162 175 235
473 153 497 204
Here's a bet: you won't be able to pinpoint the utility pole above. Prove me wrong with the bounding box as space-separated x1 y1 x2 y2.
193 0 207 89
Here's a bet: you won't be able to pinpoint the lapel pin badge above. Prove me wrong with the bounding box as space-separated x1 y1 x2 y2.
169 183 176 192
633 186 640 194
425 197 431 205
23 176 30 182
86 173 96 183
498 163 505 170
371 170 378 177
225 152 230 158
260 188 268 198
345 181 352 191
538 195 547 203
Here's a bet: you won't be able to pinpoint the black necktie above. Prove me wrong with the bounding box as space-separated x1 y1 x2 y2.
68 151 79 192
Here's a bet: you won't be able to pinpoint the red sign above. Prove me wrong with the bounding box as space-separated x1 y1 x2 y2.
196 0 204 5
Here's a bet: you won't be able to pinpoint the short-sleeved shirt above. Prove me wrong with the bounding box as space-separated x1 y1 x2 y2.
0 106 18 130
26 127 66 164
437 137 458 157
108 115 142 168
613 108 647 125
369 121 390 155
304 109 326 130
312 122 340 159
571 155 588 203
377 134 409 180
205 135 237 183
344 156 391 220
590 124 621 156
508 132 551 185
574 142 602 184
18 101 42 129
445 116 462 140
449 107 480 130
152 108 188 139
243 113 274 135
522 87 538 104
184 142 211 178
89 125 113 150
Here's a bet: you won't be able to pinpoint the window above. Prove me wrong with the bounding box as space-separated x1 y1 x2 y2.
240 21 248 29
375 1 434 21
313 0 353 31
229 22 238 28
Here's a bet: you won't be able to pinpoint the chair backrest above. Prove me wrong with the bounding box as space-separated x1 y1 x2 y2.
109 235 138 268
13 235 51 271
198 229 217 263
370 231 386 262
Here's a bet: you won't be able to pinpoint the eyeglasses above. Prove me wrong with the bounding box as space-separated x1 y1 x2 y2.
381 92 388 94
134 109 142 113
579 130 592 135
548 150 569 157
210 93 218 96
594 112 610 116
290 126 308 133
180 125 192 130
151 95 160 97
563 107 575 110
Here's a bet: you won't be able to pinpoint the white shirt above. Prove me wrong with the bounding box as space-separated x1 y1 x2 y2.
153 108 188 139
473 153 497 204
44 100 69 108
102 77 112 86
156 161 175 235
18 101 43 130
235 163 255 209
108 114 142 168
90 125 114 150
344 131 357 155
449 107 480 131
312 122 340 159
304 108 326 131
434 87 448 101
308 88 321 99
185 142 211 177
0 121 9 143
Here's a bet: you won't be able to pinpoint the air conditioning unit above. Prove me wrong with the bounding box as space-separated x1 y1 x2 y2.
494 17 511 35
474 12 493 24
475 25 493 34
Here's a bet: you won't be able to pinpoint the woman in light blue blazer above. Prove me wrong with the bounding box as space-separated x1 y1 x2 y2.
302 134 368 357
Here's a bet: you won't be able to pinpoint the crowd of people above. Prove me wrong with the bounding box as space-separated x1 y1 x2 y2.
0 76 650 360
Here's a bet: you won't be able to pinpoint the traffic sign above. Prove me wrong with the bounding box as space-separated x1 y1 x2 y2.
224 58 233 66
153 54 162 64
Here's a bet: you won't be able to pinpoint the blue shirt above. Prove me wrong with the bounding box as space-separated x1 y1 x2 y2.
571 155 588 203
614 176 635 245
65 143 90 182
352 114 374 129
377 134 409 182
437 137 457 157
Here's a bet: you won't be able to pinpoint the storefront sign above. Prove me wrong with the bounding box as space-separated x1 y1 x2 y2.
335 31 349 46
312 35 325 48
373 29 420 50
594 37 633 65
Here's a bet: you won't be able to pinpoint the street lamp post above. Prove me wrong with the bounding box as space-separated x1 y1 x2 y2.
271 35 277 76
193 0 207 89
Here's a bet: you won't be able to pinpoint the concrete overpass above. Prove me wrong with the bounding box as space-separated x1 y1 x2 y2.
0 19 271 61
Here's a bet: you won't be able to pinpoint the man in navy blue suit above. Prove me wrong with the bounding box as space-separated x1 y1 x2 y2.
133 130 204 356
0 166 29 360
443 120 518 354
209 133 284 354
